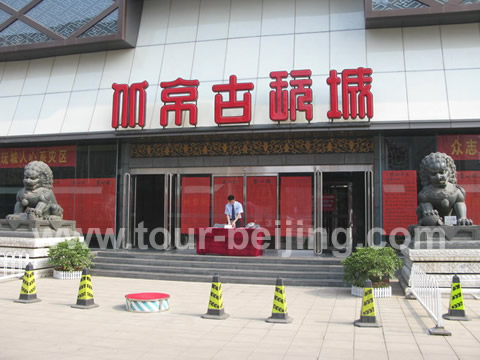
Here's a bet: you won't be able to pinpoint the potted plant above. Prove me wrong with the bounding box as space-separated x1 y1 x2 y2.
48 238 94 280
342 246 403 298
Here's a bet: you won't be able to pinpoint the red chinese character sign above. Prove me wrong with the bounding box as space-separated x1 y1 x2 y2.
438 135 480 160
212 75 254 124
269 70 313 122
112 81 149 128
0 146 76 169
110 68 374 129
327 67 373 121
160 78 199 127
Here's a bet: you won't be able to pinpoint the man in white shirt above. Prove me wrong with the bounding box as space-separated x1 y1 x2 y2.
225 194 243 228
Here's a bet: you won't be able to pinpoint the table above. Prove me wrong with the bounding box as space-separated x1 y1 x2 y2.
195 227 264 256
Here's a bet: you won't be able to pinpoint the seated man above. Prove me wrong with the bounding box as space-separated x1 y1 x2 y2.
224 195 243 228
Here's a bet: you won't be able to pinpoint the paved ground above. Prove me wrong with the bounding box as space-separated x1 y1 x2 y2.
1 276 480 360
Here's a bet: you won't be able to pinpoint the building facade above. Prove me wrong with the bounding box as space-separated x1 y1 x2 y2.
0 0 479 255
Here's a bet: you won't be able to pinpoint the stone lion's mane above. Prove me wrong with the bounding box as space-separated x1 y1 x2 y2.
25 161 54 189
419 152 457 187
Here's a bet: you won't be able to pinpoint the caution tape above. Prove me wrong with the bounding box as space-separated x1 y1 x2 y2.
208 282 224 310
272 285 287 314
361 288 376 317
77 275 94 300
449 282 465 311
20 271 37 295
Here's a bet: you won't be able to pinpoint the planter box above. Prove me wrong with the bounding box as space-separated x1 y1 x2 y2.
53 270 82 280
351 285 392 298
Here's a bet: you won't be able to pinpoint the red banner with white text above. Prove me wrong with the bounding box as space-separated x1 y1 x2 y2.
0 146 76 168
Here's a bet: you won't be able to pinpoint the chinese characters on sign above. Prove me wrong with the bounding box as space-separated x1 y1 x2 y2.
269 70 313 122
111 68 374 129
0 146 77 168
437 135 480 160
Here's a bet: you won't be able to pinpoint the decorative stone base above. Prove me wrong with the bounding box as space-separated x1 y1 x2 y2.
400 226 480 296
0 224 83 275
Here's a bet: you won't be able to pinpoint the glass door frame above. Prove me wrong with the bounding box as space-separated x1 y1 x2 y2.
128 165 374 253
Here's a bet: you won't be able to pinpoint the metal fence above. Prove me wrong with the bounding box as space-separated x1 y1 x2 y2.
409 265 451 336
0 251 29 281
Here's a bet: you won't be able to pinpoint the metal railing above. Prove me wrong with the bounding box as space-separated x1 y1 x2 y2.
0 251 29 281
409 266 451 336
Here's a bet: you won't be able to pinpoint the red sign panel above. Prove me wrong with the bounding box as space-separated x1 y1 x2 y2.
246 176 277 236
54 178 116 234
457 171 480 225
382 171 417 234
437 135 480 160
0 146 76 168
280 176 313 237
213 176 244 225
180 176 211 234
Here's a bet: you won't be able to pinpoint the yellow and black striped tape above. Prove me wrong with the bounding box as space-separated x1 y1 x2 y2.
20 270 37 295
272 285 287 314
361 288 376 317
208 282 224 310
449 283 465 311
77 275 94 300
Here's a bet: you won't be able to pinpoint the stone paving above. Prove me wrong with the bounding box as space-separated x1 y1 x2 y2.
1 276 479 360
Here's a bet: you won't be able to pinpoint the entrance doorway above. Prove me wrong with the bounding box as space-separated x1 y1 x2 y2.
131 174 176 249
123 166 373 253
321 172 367 252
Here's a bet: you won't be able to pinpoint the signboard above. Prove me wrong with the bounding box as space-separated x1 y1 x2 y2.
382 171 417 234
456 171 480 225
54 178 116 234
111 67 374 129
437 135 480 160
0 146 76 168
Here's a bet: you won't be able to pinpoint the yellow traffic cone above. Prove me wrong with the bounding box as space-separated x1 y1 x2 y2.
443 274 470 321
14 262 41 303
354 279 381 327
202 273 229 319
266 277 292 323
71 267 99 309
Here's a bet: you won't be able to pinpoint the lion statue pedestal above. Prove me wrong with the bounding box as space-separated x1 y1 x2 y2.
0 161 82 277
399 153 480 296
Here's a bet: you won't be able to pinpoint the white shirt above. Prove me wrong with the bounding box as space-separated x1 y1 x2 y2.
225 201 243 219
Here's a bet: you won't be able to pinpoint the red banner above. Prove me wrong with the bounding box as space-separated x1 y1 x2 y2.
0 146 76 168
181 176 211 234
246 176 277 236
457 171 480 225
382 171 417 234
280 176 313 237
438 135 480 160
53 178 116 234
213 176 244 225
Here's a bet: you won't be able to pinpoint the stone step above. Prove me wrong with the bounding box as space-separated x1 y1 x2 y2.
90 269 349 287
92 262 344 280
94 250 343 265
94 256 344 273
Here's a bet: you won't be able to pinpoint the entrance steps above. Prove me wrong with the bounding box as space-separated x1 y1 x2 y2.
91 250 348 287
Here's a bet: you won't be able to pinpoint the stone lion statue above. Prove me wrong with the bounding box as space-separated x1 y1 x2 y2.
6 161 63 221
417 152 472 226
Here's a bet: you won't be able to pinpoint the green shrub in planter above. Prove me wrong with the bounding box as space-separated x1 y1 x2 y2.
48 238 94 272
342 246 403 288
